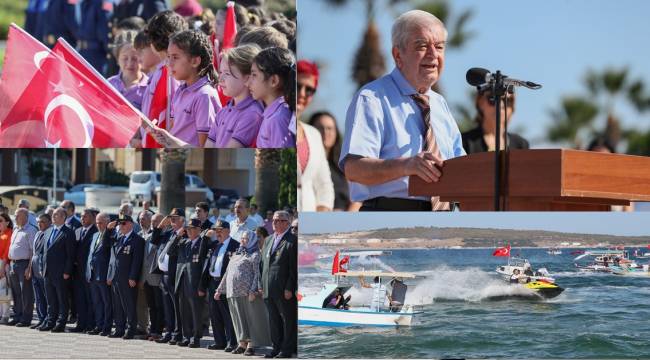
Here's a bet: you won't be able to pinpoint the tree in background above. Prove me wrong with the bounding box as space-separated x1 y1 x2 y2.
278 149 296 210
158 149 187 215
254 149 296 214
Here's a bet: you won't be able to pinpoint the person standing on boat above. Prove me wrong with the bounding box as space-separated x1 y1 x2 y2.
360 276 387 312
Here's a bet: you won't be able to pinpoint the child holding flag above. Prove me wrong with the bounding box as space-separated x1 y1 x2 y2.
107 30 149 110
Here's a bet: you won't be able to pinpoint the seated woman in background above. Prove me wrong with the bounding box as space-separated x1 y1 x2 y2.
462 85 529 154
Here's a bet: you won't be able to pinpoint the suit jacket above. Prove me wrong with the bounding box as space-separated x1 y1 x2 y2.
113 0 167 23
109 231 145 283
87 229 113 282
42 224 76 278
201 237 240 291
461 126 530 155
66 216 82 231
31 228 48 278
75 224 98 277
139 228 162 286
150 227 183 288
261 231 297 299
170 235 210 294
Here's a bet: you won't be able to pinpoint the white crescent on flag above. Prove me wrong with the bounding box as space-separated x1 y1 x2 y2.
33 51 49 69
44 94 94 147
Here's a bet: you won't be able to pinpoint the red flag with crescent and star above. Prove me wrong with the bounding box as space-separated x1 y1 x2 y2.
0 24 141 148
492 245 511 257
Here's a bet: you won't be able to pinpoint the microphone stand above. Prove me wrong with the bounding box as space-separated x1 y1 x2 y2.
491 71 507 211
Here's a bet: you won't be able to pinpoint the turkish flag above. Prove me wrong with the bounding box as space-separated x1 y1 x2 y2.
492 245 511 257
0 24 142 147
331 250 340 275
222 1 237 51
143 66 169 148
339 255 350 273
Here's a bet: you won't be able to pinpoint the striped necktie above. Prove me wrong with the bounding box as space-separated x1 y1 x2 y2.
411 93 450 211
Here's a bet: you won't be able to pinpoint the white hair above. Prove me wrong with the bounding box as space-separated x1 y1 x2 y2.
391 10 448 51
120 202 133 216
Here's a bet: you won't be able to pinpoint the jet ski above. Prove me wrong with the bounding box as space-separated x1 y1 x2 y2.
495 257 564 299
522 279 564 299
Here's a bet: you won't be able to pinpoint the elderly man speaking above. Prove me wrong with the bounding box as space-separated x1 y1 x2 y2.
340 10 465 211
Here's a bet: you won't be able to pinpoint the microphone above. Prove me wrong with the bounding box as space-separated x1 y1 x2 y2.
466 67 542 90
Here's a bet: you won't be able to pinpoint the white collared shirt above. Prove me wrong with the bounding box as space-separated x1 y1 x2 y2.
210 237 231 278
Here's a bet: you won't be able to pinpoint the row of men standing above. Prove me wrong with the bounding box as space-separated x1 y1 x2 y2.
24 0 166 75
5 201 297 357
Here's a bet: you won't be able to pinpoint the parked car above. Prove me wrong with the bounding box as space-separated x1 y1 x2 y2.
129 171 160 204
63 183 110 206
211 188 240 208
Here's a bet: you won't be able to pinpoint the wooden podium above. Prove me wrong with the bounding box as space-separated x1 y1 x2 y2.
408 149 650 211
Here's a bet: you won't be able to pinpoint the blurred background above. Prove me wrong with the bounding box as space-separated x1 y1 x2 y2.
298 0 650 154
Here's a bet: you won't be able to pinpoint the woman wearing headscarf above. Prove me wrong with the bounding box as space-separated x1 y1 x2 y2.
215 229 270 356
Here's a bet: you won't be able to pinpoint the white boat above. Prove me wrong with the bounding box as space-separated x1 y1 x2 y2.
547 248 562 255
496 257 556 283
574 249 638 273
299 270 421 327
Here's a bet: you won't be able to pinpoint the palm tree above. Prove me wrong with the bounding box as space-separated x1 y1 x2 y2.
547 96 599 148
158 149 187 215
254 149 282 214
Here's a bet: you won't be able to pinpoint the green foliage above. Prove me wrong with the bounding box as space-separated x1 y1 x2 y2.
0 0 26 40
97 165 130 186
277 148 296 209
547 97 599 146
624 129 650 156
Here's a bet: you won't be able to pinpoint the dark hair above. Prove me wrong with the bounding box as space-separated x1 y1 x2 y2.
38 213 52 223
268 19 296 43
195 201 210 213
169 30 218 85
587 136 616 153
133 30 151 50
234 25 256 46
0 213 13 230
117 16 146 31
233 3 250 28
146 10 188 52
239 26 288 49
253 47 295 110
308 111 342 173
256 226 269 238
474 87 516 125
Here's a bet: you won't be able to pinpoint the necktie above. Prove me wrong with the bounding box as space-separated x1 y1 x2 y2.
271 234 281 253
80 228 87 241
411 93 450 211
94 231 103 251
48 228 58 248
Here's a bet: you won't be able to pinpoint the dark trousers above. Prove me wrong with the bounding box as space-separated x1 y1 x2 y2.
360 197 433 211
265 296 297 355
208 278 236 347
178 274 204 341
79 49 108 76
31 272 47 323
90 280 112 332
73 272 94 329
114 278 138 333
111 283 124 332
44 274 68 327
143 282 164 335
162 273 182 340
9 260 34 324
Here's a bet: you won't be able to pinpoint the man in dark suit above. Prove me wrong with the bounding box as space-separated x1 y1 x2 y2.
169 218 209 348
71 208 99 333
29 213 52 329
40 207 76 333
61 200 82 231
86 212 113 336
139 212 164 341
261 211 297 358
202 220 239 351
106 214 145 339
150 208 186 345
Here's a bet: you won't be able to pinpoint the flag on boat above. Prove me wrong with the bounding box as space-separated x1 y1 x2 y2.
492 245 511 257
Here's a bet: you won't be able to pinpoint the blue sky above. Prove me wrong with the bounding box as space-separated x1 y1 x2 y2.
298 0 650 147
301 212 650 237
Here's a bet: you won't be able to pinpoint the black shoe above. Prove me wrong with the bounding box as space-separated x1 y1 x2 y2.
208 344 226 350
244 348 255 356
275 353 292 359
7 319 19 326
155 335 171 344
39 324 54 331
188 340 200 348
232 347 246 354
122 331 135 340
30 322 43 329
177 339 190 347
168 339 178 345
100 330 111 336
15 322 31 327
224 346 235 352
87 328 101 335
69 326 85 333
51 325 65 333
265 351 280 358
108 331 125 338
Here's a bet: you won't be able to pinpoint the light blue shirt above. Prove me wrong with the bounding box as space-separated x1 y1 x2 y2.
339 67 466 201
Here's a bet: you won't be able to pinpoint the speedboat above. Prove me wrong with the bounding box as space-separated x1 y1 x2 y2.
299 270 421 327
496 257 564 299
547 248 562 255
574 249 638 273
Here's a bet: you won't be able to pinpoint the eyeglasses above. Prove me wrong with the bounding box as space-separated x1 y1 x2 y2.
482 92 514 107
272 219 288 223
298 83 316 97
291 226 298 232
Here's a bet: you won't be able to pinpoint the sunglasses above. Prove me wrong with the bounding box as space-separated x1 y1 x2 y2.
291 226 298 232
273 219 288 223
482 92 515 107
298 83 316 97
118 221 128 226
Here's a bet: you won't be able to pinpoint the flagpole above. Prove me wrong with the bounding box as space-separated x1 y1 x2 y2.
52 148 57 205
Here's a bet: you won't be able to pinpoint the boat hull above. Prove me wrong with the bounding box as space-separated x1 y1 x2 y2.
298 306 417 327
